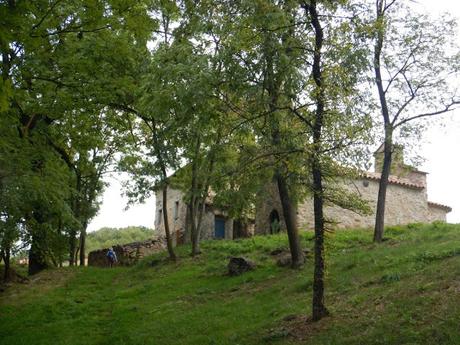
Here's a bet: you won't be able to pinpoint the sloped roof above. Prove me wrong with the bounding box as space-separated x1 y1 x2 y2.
361 171 425 189
427 201 452 212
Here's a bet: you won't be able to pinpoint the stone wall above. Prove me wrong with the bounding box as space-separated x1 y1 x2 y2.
88 238 165 267
296 178 430 230
255 176 449 233
156 187 235 243
406 170 427 187
254 182 286 235
183 206 234 240
155 188 188 245
427 203 449 223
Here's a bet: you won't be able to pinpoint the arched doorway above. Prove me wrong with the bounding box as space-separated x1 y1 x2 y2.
269 209 280 234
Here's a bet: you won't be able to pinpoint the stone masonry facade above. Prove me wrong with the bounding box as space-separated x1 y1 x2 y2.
255 148 451 234
154 188 236 245
156 147 451 240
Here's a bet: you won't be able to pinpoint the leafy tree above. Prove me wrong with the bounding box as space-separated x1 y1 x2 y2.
370 0 459 242
116 2 185 261
0 0 156 273
50 111 121 266
207 0 308 267
269 0 371 321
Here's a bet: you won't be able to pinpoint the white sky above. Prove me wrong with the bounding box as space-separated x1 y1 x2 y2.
88 0 460 232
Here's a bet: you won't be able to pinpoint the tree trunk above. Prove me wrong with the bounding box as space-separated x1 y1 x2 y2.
263 27 303 269
311 160 328 321
306 0 329 321
79 221 87 266
189 139 201 256
162 184 176 261
189 201 199 255
196 200 207 244
373 0 392 243
2 247 10 282
68 229 77 266
189 135 216 257
28 234 48 275
374 132 393 242
276 172 304 268
192 179 212 256
74 244 79 265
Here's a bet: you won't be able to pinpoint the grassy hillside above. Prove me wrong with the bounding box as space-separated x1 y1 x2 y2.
1 223 459 345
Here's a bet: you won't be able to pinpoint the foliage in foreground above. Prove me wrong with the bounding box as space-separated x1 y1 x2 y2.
1 222 460 345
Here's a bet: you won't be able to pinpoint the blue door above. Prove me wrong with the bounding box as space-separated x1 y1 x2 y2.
215 218 225 239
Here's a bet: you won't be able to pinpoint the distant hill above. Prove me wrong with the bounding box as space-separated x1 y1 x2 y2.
1 223 460 344
86 226 156 254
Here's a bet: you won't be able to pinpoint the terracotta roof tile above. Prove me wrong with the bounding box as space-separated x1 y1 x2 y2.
360 171 425 189
428 201 452 212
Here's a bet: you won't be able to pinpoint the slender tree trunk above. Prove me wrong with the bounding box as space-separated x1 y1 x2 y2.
189 201 199 255
276 172 304 268
189 193 208 256
68 229 77 266
79 221 87 266
263 30 303 269
195 199 207 244
69 172 82 266
189 138 201 256
2 247 10 282
373 0 392 243
191 201 207 256
306 0 329 321
190 137 217 257
374 131 392 242
148 114 177 261
191 228 200 255
162 184 176 261
311 160 328 320
74 245 79 265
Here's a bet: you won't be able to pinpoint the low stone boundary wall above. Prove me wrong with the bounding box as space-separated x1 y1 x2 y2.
88 237 166 267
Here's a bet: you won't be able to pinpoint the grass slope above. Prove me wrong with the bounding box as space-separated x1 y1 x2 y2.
1 223 460 345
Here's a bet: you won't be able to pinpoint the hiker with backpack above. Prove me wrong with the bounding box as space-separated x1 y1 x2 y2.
106 247 117 267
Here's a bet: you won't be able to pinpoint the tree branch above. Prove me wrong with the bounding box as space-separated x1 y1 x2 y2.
394 100 460 129
30 0 65 31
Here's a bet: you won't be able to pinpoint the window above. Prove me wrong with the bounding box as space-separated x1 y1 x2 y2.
157 209 162 225
174 201 179 220
269 209 280 234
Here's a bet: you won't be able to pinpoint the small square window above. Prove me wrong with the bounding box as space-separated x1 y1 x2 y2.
158 209 162 224
174 201 179 220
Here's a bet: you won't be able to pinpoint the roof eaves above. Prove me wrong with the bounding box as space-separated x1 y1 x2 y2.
361 172 425 190
428 201 452 213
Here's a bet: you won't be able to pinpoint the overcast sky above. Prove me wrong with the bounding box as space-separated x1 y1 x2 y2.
88 0 460 232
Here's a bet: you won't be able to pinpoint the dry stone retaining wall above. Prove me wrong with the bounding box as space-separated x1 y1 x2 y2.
88 238 165 267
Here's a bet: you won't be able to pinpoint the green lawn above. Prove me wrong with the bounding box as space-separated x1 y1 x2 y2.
1 223 460 345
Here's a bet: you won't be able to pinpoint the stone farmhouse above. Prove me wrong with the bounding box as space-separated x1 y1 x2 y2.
154 146 451 243
154 187 253 245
